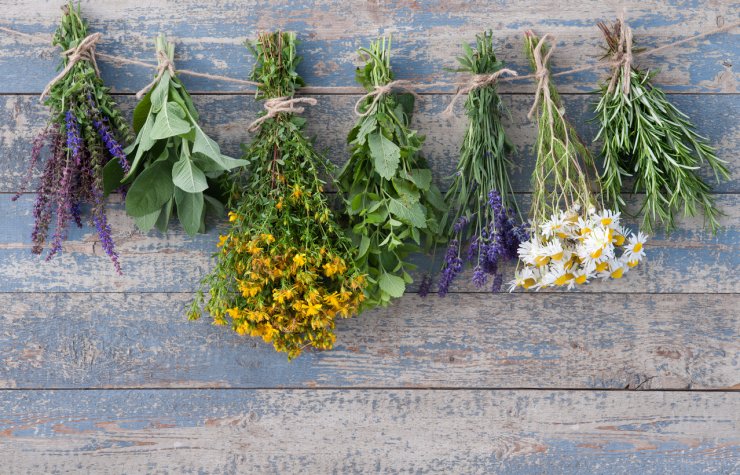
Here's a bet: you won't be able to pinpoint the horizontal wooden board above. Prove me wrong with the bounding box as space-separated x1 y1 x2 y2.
1 193 737 293
1 389 737 473
0 1 737 93
1 93 738 194
0 292 737 390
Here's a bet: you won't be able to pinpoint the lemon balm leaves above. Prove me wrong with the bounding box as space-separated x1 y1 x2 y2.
123 34 246 235
595 19 730 234
338 36 444 308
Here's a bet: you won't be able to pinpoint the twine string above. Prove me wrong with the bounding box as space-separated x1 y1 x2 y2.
135 48 176 99
441 68 518 116
1 19 737 103
527 34 555 120
607 13 634 94
353 79 420 117
247 96 318 132
39 32 102 102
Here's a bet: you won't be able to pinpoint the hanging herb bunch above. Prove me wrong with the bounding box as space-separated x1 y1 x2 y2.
189 31 366 359
436 31 528 296
121 34 246 235
595 19 730 234
510 31 647 291
338 36 445 307
13 2 130 273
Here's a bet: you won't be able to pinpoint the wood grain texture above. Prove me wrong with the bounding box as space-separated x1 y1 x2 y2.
1 193 737 293
1 293 737 390
1 389 738 474
2 93 738 193
0 0 737 93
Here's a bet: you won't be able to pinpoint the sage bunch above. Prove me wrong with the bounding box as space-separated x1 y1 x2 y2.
14 3 130 273
436 32 528 296
595 19 730 233
122 34 246 235
189 32 366 359
338 36 445 307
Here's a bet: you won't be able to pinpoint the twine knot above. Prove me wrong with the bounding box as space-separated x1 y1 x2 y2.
40 32 102 102
136 49 177 99
441 68 518 116
353 79 419 117
247 96 318 132
607 14 634 95
527 33 555 120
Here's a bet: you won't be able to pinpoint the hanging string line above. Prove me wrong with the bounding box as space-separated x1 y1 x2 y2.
1 19 737 100
38 31 101 101
247 96 318 132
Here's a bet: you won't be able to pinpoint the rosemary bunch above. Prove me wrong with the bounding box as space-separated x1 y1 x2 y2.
189 32 365 359
338 36 445 307
437 32 527 295
595 20 730 233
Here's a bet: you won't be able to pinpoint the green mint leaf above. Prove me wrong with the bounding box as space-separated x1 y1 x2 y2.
368 132 400 180
378 272 405 298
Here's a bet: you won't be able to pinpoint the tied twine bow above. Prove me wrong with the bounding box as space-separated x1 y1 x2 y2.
353 79 419 117
607 14 634 94
441 68 519 116
527 33 556 121
39 32 102 102
136 48 176 99
247 96 318 132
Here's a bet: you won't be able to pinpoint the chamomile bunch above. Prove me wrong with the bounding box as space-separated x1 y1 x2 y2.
510 32 647 291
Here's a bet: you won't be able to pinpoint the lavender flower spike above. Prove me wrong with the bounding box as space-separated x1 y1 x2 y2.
93 117 130 174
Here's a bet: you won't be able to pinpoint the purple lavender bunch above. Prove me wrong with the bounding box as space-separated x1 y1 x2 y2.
435 190 526 296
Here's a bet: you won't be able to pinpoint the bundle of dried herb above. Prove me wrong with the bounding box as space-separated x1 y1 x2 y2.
595 19 730 233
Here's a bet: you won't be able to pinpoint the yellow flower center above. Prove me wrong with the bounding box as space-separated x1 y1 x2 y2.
522 278 537 289
628 259 639 268
632 242 643 253
554 273 575 286
590 248 603 259
551 251 564 261
575 274 588 284
596 262 609 272
610 267 624 279
601 217 612 226
613 234 625 246
534 256 550 266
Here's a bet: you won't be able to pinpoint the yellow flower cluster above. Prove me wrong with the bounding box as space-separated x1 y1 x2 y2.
211 229 365 359
510 206 647 290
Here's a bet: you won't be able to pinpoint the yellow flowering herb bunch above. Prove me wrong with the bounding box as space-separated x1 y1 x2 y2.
188 32 366 359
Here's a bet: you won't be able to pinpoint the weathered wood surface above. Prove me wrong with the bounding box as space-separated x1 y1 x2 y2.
1 1 738 472
1 293 737 390
0 1 737 93
2 93 739 193
1 193 737 293
1 389 738 473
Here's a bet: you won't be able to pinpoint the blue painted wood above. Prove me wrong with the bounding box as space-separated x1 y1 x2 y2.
0 292 736 389
1 93 738 193
0 1 737 93
0 389 737 473
0 193 738 293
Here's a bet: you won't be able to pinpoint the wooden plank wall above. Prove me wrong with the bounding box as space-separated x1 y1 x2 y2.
0 1 738 473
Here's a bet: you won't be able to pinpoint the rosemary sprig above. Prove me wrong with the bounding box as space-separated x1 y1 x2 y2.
595 19 730 234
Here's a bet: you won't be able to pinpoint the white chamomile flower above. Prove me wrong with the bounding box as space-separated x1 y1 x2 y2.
595 209 621 229
508 267 539 292
624 232 647 265
603 258 628 280
583 225 615 260
540 211 566 238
